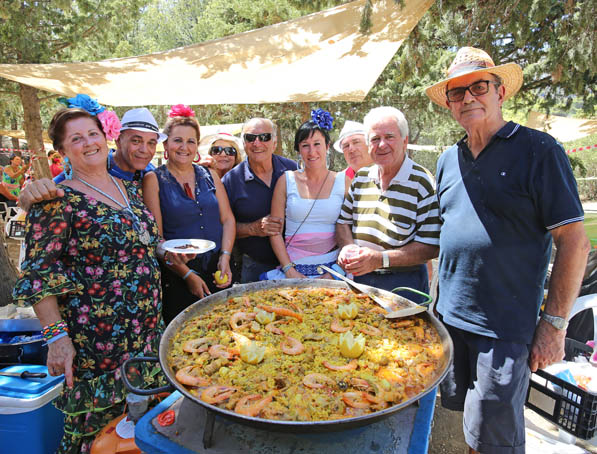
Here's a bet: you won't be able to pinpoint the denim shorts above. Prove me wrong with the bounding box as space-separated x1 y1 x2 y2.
440 321 530 454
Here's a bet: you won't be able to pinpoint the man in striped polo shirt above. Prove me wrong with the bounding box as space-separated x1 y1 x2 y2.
336 106 440 301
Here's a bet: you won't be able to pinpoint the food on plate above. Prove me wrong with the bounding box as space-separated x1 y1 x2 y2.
168 287 444 421
174 243 196 250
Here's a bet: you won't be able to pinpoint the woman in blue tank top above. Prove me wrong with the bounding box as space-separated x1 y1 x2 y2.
143 106 235 323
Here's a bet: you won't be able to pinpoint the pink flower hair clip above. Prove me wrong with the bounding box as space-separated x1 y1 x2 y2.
97 110 121 141
168 104 195 118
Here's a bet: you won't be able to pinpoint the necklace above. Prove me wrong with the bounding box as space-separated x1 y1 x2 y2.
74 174 151 245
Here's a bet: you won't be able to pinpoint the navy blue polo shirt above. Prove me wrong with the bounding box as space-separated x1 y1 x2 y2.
53 149 155 183
436 122 583 344
223 154 297 264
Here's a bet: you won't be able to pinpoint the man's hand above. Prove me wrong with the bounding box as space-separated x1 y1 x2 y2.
18 178 64 211
341 246 382 276
529 320 566 372
254 216 283 237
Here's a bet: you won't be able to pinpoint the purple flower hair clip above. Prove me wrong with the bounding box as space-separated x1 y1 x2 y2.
311 108 334 130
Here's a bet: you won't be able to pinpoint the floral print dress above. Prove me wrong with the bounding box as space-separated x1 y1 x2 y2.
13 180 166 454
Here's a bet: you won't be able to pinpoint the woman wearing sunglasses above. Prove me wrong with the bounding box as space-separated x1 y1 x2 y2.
265 110 350 280
206 133 244 178
143 105 235 323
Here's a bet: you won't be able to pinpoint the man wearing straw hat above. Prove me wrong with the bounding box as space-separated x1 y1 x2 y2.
426 47 589 453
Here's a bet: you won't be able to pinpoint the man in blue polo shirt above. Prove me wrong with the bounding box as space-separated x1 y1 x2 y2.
223 117 297 283
19 108 167 210
425 47 590 454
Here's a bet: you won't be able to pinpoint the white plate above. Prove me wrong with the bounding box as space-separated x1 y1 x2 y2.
162 239 216 254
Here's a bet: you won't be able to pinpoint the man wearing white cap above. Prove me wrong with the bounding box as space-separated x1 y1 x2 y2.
19 108 167 209
333 120 373 179
426 47 589 454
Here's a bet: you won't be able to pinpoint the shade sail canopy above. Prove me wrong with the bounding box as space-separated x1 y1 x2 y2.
526 112 597 143
0 0 433 106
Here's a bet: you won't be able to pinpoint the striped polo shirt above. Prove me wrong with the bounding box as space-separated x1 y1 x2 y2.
337 157 440 251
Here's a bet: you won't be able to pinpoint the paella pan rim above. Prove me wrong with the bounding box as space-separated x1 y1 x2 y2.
158 279 454 432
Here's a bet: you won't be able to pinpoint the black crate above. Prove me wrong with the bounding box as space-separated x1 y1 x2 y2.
8 220 25 238
526 338 597 439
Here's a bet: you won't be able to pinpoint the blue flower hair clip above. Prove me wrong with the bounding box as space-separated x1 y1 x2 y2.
57 94 105 116
311 108 334 130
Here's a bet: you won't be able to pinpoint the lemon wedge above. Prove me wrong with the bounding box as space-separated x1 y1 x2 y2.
240 341 266 364
337 302 359 320
338 331 366 358
255 309 276 325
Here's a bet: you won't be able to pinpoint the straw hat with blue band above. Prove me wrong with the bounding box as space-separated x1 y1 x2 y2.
425 47 523 108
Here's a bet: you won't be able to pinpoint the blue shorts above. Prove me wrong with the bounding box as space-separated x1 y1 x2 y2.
440 321 530 454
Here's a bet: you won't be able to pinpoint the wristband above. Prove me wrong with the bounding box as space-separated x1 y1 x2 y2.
281 262 296 274
381 251 390 268
44 332 68 346
182 269 197 280
220 250 231 256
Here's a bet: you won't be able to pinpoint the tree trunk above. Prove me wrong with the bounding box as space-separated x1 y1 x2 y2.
10 117 19 149
0 229 17 306
18 84 51 180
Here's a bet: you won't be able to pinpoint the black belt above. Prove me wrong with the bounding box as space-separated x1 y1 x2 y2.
372 265 423 275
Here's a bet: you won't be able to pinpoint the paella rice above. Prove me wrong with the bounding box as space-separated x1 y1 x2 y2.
167 287 444 421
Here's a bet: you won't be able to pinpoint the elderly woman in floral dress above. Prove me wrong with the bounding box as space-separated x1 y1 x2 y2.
13 98 166 454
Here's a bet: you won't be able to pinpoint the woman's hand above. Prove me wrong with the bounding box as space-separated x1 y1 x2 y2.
186 273 211 299
47 336 76 388
214 255 232 288
285 267 307 279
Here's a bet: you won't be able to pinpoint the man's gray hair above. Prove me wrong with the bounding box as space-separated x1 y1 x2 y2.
363 107 409 143
241 118 277 141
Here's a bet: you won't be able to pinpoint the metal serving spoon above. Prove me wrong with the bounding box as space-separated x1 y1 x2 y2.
317 265 430 319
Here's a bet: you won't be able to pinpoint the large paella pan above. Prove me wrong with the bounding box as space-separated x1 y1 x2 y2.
124 279 452 432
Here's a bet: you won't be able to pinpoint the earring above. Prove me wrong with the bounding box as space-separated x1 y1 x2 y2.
297 157 305 172
63 156 73 180
193 152 200 163
164 150 169 160
326 152 330 169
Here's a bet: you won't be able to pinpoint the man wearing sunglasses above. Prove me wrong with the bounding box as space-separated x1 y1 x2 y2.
222 117 297 283
426 47 589 454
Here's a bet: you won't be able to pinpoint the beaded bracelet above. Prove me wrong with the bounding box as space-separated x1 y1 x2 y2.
41 320 69 342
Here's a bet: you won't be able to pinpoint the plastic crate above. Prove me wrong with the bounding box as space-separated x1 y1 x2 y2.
8 220 26 238
526 338 597 439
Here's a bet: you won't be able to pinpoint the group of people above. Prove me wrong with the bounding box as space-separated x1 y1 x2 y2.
12 46 590 454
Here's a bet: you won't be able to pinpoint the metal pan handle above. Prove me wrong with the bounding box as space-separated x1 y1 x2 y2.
120 356 174 396
391 287 432 307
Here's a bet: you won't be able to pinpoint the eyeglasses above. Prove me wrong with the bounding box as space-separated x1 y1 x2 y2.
209 146 237 156
445 80 500 103
244 133 272 143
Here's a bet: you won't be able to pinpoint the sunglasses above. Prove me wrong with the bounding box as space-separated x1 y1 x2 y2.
209 146 237 156
445 80 500 103
244 133 272 143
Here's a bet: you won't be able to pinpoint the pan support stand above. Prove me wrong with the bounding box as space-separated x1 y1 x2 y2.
203 409 216 449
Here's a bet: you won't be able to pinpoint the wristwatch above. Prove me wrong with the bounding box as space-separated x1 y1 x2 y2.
381 251 390 268
541 312 568 330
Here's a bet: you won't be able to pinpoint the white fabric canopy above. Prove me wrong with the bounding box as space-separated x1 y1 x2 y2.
0 0 433 106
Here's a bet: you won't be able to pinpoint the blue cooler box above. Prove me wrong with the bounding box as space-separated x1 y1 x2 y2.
0 364 64 454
